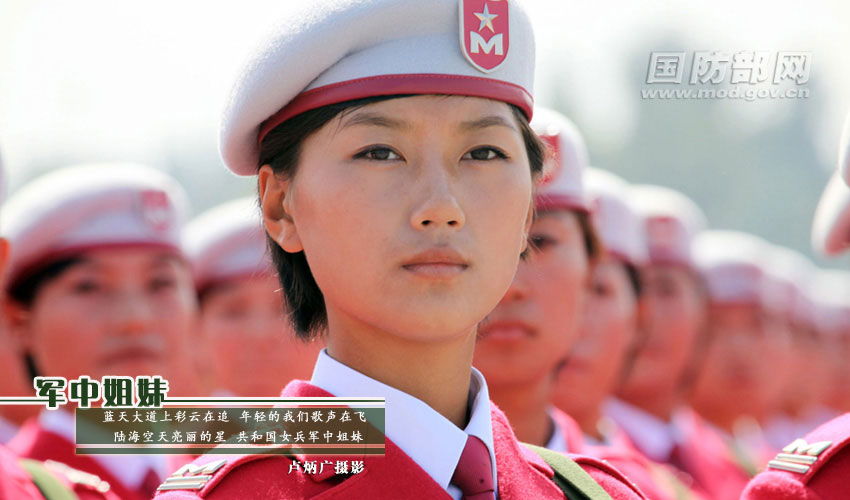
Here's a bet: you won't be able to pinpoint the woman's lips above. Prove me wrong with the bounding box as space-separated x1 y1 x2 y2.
100 347 162 366
477 321 534 341
401 248 469 279
402 262 468 278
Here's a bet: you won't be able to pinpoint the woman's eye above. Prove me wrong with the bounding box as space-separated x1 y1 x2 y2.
463 147 507 161
592 282 613 297
529 235 555 250
150 277 177 292
356 146 401 161
71 280 100 294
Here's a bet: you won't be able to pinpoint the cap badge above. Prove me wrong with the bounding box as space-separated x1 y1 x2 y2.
139 189 173 234
647 216 678 251
459 0 510 73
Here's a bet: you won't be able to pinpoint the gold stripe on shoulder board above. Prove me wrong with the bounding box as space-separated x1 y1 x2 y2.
767 438 832 474
157 459 227 491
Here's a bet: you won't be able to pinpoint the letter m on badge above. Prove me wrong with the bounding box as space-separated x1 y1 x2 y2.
459 0 509 73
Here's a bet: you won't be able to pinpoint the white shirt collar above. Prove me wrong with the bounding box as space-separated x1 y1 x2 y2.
604 398 678 462
0 415 19 444
38 410 167 489
544 409 568 454
311 349 497 500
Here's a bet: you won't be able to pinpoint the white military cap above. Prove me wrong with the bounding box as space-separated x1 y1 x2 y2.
584 168 646 266
810 269 850 336
812 172 850 257
771 245 817 327
764 245 815 323
693 230 770 307
530 106 589 212
1 163 189 292
221 0 537 176
183 196 271 291
629 185 706 268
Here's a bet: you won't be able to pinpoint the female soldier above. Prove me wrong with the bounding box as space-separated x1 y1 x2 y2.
551 168 646 448
606 186 750 499
3 163 199 500
185 197 324 396
553 169 705 500
155 1 645 498
472 106 598 453
0 155 121 500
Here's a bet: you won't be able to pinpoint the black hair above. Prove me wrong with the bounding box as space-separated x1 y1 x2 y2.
258 95 545 340
7 257 84 382
7 258 83 307
624 262 643 298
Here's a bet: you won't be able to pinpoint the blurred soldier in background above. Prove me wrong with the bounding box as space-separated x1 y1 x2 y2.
553 168 647 449
606 186 752 499
553 168 705 500
688 230 781 474
808 269 850 419
2 163 197 500
742 113 850 500
0 152 37 443
0 155 121 500
184 196 324 397
473 107 600 452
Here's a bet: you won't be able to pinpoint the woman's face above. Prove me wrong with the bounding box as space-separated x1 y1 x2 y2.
554 258 638 416
265 95 534 343
15 247 197 384
619 264 704 399
689 303 770 418
473 210 589 386
199 273 323 395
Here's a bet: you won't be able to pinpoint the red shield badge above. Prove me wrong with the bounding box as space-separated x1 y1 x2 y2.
459 0 510 73
536 133 561 187
647 216 678 251
139 189 173 234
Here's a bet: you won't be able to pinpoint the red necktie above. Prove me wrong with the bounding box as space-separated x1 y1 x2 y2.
451 435 495 500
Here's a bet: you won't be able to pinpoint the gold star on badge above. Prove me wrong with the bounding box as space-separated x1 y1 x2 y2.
474 4 498 33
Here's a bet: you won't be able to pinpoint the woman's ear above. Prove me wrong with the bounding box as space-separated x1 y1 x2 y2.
258 165 303 253
3 298 33 352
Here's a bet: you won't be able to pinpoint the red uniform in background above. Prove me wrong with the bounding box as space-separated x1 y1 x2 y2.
666 407 751 500
10 419 161 500
0 443 120 500
0 444 44 500
549 406 705 500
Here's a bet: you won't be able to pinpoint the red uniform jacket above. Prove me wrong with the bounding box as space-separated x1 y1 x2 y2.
9 418 181 500
741 412 850 500
667 408 751 500
0 444 43 500
155 381 646 499
549 408 704 500
0 443 120 500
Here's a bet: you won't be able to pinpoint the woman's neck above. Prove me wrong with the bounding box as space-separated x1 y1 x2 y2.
488 375 554 447
619 389 677 422
325 313 476 429
574 406 604 440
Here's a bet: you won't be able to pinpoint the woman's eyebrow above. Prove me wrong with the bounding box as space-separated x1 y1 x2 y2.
458 115 518 132
339 112 411 131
